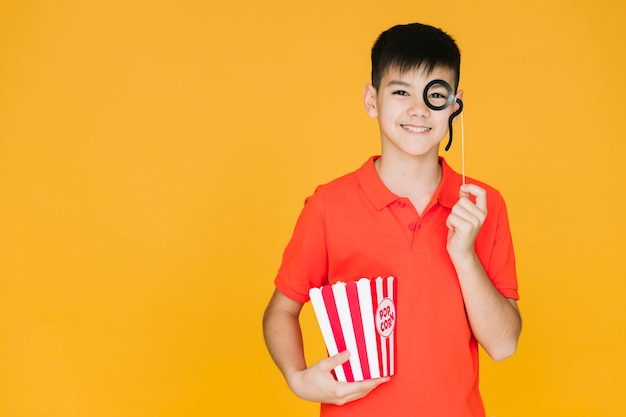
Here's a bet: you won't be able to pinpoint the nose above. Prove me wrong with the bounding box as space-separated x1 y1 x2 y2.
408 97 430 117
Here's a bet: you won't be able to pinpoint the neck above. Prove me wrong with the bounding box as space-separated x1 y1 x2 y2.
375 154 442 214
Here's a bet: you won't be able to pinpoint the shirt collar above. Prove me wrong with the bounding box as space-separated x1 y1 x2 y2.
436 157 462 209
356 156 462 211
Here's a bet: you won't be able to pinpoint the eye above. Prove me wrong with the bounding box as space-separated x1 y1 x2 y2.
426 90 450 108
392 90 409 96
428 92 447 99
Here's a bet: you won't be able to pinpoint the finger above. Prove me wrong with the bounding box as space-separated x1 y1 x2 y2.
454 195 486 227
460 184 487 213
448 203 486 239
339 376 388 393
451 200 480 224
363 376 390 389
321 350 350 372
451 198 472 216
447 213 476 236
335 377 390 404
453 198 485 225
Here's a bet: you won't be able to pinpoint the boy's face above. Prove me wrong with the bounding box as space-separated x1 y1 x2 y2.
364 65 463 159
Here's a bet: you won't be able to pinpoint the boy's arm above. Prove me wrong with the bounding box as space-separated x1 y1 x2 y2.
446 184 522 361
262 288 389 405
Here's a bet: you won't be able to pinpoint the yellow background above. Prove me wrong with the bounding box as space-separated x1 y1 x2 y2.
1 1 625 416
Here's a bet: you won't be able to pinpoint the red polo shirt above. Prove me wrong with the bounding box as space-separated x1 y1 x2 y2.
275 156 519 417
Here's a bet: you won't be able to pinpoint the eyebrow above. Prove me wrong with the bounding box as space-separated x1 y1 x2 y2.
385 80 412 88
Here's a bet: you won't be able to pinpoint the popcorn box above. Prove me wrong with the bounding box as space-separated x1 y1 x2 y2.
309 276 397 382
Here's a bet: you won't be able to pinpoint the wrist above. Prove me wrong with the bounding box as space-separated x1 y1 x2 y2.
449 250 479 270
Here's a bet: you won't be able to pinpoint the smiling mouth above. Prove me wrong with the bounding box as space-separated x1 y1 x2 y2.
401 125 430 133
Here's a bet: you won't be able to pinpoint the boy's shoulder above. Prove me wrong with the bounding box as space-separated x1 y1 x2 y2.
465 175 502 196
440 158 503 197
299 158 382 216
462 173 508 215
309 157 374 198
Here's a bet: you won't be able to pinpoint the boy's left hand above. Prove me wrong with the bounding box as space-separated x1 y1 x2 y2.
446 184 487 262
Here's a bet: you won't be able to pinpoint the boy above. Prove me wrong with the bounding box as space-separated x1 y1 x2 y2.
263 22 521 417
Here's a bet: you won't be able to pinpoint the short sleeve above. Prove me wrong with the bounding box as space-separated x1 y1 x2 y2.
480 191 519 300
274 188 329 303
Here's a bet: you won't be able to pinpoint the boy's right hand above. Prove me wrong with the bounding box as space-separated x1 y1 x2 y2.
285 350 390 406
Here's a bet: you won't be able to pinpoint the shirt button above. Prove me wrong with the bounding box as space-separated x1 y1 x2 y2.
408 223 417 230
397 201 406 208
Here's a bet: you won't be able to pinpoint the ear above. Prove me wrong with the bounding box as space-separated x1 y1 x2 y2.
363 84 378 118
452 89 464 122
455 89 464 108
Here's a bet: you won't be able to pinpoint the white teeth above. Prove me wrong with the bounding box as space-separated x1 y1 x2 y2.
403 125 429 133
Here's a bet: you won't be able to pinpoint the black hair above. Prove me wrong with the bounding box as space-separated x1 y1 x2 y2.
371 23 461 91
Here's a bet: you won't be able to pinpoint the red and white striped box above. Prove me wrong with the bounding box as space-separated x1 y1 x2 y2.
309 276 397 382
